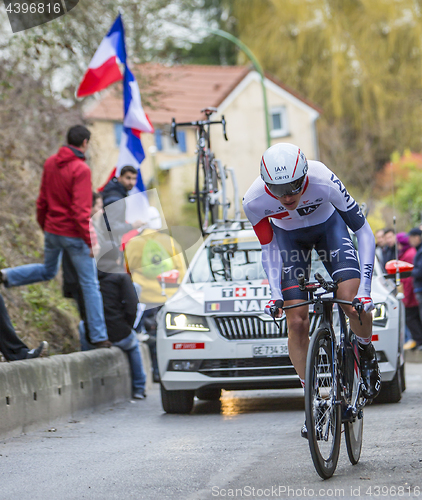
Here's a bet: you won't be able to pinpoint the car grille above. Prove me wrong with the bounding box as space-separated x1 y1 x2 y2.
214 313 322 340
199 357 297 378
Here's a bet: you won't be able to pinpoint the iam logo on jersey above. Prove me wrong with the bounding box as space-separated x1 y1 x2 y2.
235 287 247 297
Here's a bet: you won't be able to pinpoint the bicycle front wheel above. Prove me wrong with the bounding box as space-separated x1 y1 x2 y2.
305 328 341 479
196 153 218 235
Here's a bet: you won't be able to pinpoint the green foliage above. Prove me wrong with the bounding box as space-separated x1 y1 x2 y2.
232 0 422 194
394 170 422 226
1 1 231 99
21 281 79 332
155 35 237 65
383 154 422 227
151 0 238 65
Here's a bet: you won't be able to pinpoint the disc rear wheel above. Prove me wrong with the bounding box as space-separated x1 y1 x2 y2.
344 412 363 464
343 333 363 465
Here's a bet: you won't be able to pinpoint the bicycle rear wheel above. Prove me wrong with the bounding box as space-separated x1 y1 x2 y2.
343 332 364 465
305 327 341 479
196 153 219 235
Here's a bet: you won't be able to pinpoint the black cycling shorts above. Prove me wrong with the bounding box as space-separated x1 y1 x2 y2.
273 210 361 301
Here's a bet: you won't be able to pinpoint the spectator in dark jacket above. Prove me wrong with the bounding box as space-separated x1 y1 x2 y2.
381 228 396 270
409 227 422 351
99 166 145 248
396 232 422 350
0 292 48 361
79 246 147 398
0 125 110 348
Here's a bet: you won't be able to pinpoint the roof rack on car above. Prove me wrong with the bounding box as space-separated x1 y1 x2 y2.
205 219 252 234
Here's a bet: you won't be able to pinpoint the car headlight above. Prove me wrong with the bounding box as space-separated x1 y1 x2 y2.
372 302 387 327
165 313 210 336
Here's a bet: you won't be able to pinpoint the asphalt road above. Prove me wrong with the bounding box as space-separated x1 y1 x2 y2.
1 364 421 500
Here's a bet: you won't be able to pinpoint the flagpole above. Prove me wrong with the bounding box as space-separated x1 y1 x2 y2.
204 28 271 148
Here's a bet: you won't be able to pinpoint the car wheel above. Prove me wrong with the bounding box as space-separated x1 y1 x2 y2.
375 367 402 404
195 388 221 401
400 363 406 392
160 384 194 414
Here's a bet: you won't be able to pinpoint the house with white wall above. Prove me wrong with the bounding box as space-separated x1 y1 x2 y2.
85 63 321 223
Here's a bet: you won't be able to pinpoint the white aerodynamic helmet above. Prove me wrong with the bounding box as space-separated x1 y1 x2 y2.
260 143 308 197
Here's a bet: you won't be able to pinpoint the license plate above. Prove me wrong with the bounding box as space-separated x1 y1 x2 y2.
252 344 288 357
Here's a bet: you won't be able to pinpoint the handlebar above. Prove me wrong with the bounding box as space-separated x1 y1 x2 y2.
171 115 228 144
269 299 284 318
269 273 363 324
351 298 364 314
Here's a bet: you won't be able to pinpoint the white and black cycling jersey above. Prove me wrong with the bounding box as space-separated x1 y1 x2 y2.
243 160 366 240
243 160 375 301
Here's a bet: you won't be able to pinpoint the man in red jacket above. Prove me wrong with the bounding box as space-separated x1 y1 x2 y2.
0 126 110 348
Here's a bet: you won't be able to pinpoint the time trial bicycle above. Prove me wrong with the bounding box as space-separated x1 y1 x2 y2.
272 272 367 479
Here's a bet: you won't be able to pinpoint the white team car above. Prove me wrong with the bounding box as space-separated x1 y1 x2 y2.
157 221 405 414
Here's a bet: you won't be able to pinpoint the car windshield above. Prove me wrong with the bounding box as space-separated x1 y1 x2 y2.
187 235 380 284
188 238 267 283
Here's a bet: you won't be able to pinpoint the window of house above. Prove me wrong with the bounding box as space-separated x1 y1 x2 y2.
270 107 289 138
155 128 187 154
114 123 124 147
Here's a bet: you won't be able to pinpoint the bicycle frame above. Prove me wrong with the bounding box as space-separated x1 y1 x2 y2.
171 109 228 234
172 116 225 187
337 306 367 419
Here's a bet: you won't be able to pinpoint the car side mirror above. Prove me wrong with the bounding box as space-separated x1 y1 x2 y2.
157 269 180 286
384 259 414 279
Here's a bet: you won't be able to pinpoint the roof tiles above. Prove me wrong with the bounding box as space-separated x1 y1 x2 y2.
85 63 321 124
85 64 251 124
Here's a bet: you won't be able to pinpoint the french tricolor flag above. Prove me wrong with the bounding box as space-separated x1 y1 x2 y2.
123 66 154 135
76 15 126 98
116 65 154 193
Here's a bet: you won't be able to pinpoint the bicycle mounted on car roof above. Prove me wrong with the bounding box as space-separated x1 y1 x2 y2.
171 107 228 235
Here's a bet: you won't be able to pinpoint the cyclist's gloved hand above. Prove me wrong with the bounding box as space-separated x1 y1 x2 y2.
352 295 375 313
265 299 284 318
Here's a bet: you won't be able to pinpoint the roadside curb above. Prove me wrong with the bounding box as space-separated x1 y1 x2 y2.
0 344 152 439
404 349 422 363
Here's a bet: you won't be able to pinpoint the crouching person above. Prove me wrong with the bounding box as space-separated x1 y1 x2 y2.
80 246 147 399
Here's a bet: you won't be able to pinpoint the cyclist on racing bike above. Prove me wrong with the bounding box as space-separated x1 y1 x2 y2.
243 143 381 438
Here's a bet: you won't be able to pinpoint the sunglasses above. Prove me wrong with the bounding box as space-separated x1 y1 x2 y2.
266 175 306 197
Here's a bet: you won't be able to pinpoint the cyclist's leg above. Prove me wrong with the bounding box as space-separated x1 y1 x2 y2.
284 302 310 381
337 278 380 398
314 211 371 336
273 223 313 381
316 212 380 398
336 278 372 338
